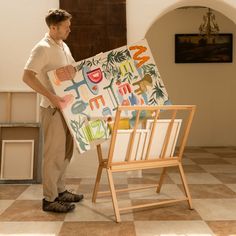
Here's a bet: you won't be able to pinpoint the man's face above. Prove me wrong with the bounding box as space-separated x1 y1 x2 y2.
53 19 71 40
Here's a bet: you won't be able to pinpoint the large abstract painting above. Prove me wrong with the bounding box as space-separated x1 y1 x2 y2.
48 39 170 153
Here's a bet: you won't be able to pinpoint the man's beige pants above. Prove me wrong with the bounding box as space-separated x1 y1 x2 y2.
41 107 74 202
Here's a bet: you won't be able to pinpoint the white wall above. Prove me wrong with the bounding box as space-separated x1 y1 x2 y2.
0 0 58 91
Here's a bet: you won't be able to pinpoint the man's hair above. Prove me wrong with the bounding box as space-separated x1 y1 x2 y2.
45 9 72 27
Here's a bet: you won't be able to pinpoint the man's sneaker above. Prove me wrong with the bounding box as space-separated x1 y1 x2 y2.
57 190 84 202
42 198 75 213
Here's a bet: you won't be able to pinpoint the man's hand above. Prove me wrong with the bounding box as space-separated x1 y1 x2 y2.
49 94 65 109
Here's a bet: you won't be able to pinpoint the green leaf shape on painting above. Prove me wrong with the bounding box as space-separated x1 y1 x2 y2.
75 60 86 72
70 118 89 151
148 81 165 105
141 63 157 78
107 49 131 65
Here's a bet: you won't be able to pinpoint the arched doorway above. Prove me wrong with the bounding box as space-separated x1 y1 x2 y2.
127 0 236 146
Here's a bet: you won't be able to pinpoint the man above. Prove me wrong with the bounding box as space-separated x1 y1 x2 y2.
23 9 83 213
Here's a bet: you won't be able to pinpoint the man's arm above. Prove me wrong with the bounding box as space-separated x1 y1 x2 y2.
22 69 64 108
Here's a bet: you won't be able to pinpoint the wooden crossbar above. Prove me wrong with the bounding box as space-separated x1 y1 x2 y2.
119 198 188 212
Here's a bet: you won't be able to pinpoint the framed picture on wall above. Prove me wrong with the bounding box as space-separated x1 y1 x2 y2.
175 33 233 63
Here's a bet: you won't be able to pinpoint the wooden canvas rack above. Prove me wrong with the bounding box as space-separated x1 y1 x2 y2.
92 105 196 222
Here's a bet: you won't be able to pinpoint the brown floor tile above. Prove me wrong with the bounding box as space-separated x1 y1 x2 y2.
203 146 236 149
181 184 236 199
207 220 236 236
0 200 65 221
211 173 236 184
204 147 236 155
191 158 230 165
184 147 206 153
0 185 29 200
167 165 206 173
59 222 136 236
215 153 236 158
132 200 201 220
142 168 162 174
203 146 236 151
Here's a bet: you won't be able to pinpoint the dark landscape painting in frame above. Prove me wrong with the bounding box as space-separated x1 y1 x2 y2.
175 34 233 63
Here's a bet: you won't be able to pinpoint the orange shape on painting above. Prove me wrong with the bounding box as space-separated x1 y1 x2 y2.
129 45 150 68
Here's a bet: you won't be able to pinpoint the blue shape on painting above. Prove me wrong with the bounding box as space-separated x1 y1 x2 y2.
128 93 138 105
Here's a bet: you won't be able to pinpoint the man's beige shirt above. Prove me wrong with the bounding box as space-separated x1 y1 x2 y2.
24 33 75 108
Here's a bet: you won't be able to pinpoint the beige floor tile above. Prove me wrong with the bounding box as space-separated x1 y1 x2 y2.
64 184 84 195
0 221 63 235
193 199 236 220
78 183 129 200
0 200 14 215
59 221 136 236
226 184 236 193
80 176 108 185
128 175 174 184
17 184 43 200
80 175 128 185
135 220 214 236
169 173 222 184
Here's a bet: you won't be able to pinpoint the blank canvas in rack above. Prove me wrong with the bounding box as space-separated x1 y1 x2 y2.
0 140 34 180
112 129 150 162
146 119 182 158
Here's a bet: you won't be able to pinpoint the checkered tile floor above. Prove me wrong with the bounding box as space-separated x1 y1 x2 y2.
1 146 236 235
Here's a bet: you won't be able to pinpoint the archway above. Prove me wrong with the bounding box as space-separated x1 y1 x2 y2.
132 1 236 146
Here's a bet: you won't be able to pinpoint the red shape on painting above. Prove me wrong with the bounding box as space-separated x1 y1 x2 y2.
87 68 103 83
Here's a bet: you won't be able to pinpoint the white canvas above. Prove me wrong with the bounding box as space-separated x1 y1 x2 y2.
1 140 34 180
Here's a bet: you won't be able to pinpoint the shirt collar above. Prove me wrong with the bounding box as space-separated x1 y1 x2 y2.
44 33 63 47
